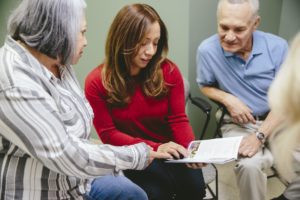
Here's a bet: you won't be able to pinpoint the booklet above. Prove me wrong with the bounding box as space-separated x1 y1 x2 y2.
166 136 243 164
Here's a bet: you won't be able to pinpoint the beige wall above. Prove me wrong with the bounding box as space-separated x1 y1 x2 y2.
279 0 300 42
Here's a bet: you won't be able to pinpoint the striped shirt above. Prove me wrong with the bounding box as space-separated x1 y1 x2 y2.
0 36 150 200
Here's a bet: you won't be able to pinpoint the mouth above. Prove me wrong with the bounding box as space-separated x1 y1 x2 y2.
141 58 151 64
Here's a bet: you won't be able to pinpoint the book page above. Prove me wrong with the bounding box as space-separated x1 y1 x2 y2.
166 136 242 164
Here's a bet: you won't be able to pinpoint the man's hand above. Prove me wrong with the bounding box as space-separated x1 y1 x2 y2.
157 141 188 159
239 133 262 157
224 94 256 124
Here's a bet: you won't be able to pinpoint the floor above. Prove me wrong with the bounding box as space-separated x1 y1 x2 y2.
205 162 287 200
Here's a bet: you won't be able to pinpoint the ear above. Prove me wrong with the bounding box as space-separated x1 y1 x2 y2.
253 16 261 30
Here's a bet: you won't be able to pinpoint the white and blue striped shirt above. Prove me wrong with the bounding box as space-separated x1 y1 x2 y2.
0 36 149 200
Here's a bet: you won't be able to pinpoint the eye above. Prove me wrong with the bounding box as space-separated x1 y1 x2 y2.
153 39 160 46
220 25 229 31
81 29 87 35
235 28 245 33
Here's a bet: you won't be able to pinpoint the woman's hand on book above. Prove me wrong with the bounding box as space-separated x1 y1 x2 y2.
157 141 188 159
149 150 173 164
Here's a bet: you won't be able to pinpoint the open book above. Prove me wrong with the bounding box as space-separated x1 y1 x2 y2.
166 136 243 164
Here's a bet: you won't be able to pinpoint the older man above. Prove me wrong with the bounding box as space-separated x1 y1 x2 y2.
196 0 288 199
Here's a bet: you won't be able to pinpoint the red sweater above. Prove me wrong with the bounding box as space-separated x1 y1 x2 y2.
84 60 195 150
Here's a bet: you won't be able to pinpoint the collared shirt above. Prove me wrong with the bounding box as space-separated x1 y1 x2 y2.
196 30 288 116
0 36 149 200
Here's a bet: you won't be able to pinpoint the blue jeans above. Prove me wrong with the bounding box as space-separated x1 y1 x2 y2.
85 175 148 200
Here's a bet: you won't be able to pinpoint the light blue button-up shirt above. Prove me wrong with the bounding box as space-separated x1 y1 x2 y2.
196 31 288 116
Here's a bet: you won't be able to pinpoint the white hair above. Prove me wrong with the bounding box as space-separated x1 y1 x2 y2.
268 32 300 182
8 0 86 65
217 0 259 19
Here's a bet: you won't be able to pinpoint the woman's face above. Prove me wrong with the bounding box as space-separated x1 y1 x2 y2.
72 16 87 65
131 21 160 76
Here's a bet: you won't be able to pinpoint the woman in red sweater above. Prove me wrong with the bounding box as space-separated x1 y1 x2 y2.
85 4 206 200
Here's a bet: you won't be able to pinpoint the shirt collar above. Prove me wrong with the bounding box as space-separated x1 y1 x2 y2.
223 31 263 58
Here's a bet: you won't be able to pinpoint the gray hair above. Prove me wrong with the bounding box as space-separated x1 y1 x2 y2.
217 0 259 19
8 0 86 65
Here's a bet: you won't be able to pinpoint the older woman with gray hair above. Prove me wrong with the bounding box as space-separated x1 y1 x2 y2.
0 0 170 199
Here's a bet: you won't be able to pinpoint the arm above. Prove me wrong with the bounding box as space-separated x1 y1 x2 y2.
0 87 150 178
201 86 256 124
152 62 194 159
196 43 255 124
239 111 283 157
165 63 195 148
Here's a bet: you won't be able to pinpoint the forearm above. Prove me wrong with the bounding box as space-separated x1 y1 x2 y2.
258 111 283 139
201 86 231 106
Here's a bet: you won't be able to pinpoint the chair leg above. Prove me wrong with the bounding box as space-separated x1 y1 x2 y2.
205 164 218 200
214 164 218 200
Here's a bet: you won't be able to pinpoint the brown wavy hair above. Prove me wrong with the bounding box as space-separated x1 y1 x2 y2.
101 3 169 105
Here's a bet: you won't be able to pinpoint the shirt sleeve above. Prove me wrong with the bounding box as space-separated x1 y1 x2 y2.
85 67 162 150
0 86 150 179
164 62 195 148
275 39 289 74
196 44 217 87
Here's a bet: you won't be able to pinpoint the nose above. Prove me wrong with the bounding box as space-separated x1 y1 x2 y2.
145 43 155 56
224 31 236 42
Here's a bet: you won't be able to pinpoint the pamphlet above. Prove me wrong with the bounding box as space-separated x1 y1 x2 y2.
166 136 243 164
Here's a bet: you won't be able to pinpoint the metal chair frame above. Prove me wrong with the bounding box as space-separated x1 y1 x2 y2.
188 94 219 200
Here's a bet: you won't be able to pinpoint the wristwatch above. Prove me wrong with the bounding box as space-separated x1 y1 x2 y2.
255 131 266 144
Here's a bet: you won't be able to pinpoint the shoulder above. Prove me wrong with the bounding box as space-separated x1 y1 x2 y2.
85 64 102 84
84 64 106 95
161 59 180 76
255 31 288 48
197 34 221 53
161 59 183 84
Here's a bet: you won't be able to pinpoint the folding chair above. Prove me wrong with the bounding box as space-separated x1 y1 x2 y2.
188 94 218 200
183 78 218 200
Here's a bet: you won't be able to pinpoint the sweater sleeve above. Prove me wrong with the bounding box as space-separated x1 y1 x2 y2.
85 66 161 150
164 61 195 148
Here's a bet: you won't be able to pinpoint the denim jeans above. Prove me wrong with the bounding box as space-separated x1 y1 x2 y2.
85 175 148 200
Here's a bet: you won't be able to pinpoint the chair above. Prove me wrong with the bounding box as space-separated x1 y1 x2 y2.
183 78 218 200
188 94 219 200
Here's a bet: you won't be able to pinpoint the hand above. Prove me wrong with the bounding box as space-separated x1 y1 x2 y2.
224 94 256 124
157 141 188 159
148 150 172 165
238 134 262 157
186 162 207 169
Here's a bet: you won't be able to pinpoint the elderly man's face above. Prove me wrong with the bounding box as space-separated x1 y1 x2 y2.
217 2 260 58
